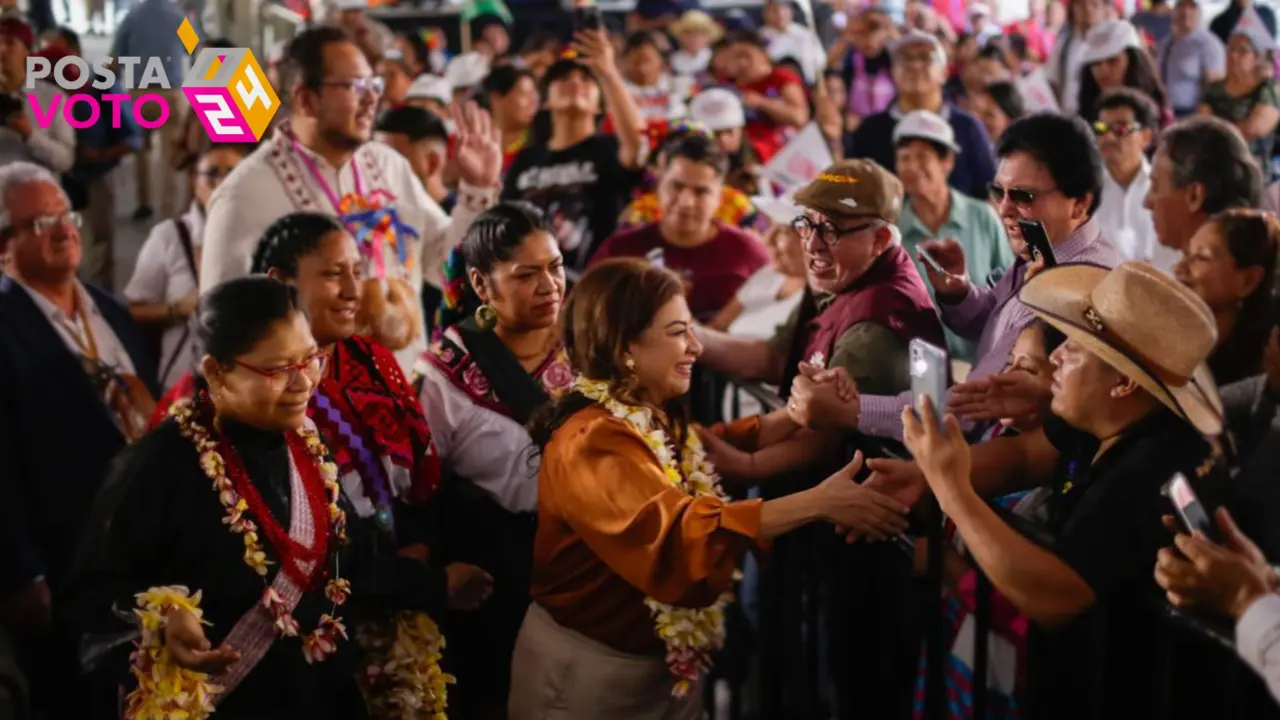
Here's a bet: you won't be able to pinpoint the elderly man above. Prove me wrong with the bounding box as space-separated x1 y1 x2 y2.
0 161 156 718
846 29 995 199
695 158 945 481
1144 115 1261 263
200 26 503 379
793 113 1124 442
893 109 1013 362
901 260 1226 719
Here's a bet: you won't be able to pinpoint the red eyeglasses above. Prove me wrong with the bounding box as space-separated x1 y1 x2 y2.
235 350 330 388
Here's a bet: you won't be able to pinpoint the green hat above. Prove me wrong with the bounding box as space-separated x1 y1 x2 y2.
461 0 513 25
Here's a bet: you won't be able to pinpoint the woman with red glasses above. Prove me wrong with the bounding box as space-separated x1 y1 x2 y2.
142 212 493 716
68 276 492 718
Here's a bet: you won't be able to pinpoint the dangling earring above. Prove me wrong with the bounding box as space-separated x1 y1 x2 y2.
625 357 636 371
474 303 498 331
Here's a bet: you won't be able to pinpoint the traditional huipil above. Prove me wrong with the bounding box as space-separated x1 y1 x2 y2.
146 336 452 715
67 394 449 719
416 319 573 713
199 125 496 377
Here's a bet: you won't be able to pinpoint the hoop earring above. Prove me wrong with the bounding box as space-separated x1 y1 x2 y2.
474 304 498 331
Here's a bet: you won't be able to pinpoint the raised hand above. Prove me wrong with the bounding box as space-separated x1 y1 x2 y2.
451 100 503 189
918 237 970 298
165 607 240 674
901 394 972 506
817 451 911 541
571 28 617 76
949 371 1051 428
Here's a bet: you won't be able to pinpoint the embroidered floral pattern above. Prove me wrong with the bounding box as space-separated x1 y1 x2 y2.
572 376 735 697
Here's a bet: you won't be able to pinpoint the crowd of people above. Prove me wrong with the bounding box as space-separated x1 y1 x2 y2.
8 0 1280 718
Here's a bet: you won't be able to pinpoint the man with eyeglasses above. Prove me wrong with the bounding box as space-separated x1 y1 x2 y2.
0 161 157 718
1093 88 1180 271
200 26 505 380
788 113 1122 444
845 29 996 200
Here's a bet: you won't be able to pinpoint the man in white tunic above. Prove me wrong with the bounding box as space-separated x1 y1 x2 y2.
200 26 502 376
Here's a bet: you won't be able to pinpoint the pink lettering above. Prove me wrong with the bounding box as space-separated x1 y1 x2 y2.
64 95 99 129
25 93 60 128
132 93 169 130
101 93 130 127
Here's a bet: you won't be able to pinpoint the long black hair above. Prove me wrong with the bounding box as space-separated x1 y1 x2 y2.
1207 210 1280 386
1077 46 1169 123
251 212 348 278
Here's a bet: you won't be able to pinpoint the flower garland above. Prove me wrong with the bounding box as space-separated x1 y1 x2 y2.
356 611 455 719
572 376 734 697
171 396 352 662
125 586 220 720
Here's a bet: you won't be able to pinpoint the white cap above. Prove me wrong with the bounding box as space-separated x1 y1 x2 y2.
333 0 367 10
968 4 990 17
752 194 803 226
1233 6 1276 52
444 52 489 90
893 109 961 154
689 88 746 131
405 74 453 105
890 29 945 65
1081 20 1141 65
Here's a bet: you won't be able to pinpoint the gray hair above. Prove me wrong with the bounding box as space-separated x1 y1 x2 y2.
1158 116 1261 215
0 162 61 231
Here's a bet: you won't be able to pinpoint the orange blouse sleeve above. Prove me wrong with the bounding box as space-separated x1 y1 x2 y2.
704 415 762 452
542 414 763 608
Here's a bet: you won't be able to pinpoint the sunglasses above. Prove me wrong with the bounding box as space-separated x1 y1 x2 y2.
987 182 1056 209
1093 120 1142 137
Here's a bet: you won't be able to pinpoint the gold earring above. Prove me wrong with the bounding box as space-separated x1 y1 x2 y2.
625 357 636 371
474 303 498 331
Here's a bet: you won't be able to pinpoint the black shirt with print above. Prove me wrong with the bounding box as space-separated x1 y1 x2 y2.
503 134 643 271
1024 409 1224 720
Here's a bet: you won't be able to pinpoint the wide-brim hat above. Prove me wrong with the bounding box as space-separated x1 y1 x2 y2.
671 10 723 41
1019 261 1224 436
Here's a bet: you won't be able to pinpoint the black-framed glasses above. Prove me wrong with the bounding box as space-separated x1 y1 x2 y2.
987 182 1057 209
321 76 386 97
791 216 876 246
1093 120 1142 137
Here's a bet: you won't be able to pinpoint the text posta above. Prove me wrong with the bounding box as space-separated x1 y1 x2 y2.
24 56 175 129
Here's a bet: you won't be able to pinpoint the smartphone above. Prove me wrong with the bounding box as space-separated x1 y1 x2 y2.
1017 219 1057 268
909 338 948 419
918 246 946 276
893 533 917 559
645 246 665 267
573 2 605 33
1162 472 1218 542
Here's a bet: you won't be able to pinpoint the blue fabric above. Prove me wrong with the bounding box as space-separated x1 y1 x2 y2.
110 0 189 86
71 84 143 181
0 276 157 595
845 105 997 201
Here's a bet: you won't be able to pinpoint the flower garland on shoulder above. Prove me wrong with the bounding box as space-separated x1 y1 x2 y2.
572 376 734 698
356 611 455 719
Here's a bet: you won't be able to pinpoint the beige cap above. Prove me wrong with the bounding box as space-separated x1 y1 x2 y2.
793 159 905 223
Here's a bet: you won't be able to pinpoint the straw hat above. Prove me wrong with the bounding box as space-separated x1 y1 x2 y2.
671 10 723 41
1018 261 1224 435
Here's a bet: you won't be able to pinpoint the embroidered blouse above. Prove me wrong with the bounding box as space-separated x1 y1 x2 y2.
417 327 573 514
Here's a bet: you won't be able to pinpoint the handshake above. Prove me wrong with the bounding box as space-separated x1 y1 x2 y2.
785 361 861 431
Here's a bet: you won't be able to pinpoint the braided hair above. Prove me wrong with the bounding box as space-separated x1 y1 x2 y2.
433 202 549 337
251 212 348 278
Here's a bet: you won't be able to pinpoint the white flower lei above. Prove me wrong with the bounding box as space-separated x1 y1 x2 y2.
572 376 735 697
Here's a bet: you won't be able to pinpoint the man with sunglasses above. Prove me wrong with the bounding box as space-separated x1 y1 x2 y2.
1093 88 1180 272
200 26 505 379
788 114 1122 445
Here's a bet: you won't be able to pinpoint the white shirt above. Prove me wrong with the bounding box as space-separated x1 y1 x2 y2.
14 277 135 377
1047 29 1090 117
0 80 76 173
1096 159 1179 273
199 133 496 377
1237 593 1280 705
670 48 712 77
123 202 205 391
722 266 803 419
417 347 540 515
624 74 694 121
761 22 828 85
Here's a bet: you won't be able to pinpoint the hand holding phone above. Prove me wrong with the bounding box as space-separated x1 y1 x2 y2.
916 238 970 297
572 2 604 33
1016 219 1056 268
909 339 948 422
1162 473 1219 543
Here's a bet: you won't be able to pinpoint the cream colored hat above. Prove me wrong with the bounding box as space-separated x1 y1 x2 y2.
1018 261 1224 435
671 10 723 41
1081 19 1142 65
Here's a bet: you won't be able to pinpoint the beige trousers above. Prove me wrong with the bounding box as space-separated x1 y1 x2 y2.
508 603 703 720
129 88 184 218
79 174 116 290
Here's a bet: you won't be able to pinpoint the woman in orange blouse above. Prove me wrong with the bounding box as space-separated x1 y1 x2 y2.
514 258 911 719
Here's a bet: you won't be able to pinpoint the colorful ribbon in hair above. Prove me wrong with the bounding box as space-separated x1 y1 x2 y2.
338 193 419 280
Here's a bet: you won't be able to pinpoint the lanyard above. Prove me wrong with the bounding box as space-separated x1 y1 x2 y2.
58 295 101 363
290 138 365 212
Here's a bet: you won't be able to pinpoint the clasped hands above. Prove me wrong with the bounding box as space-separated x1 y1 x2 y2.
1155 508 1279 621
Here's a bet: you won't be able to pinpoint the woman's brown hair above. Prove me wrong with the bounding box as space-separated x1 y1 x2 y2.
1207 209 1280 386
529 258 688 450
